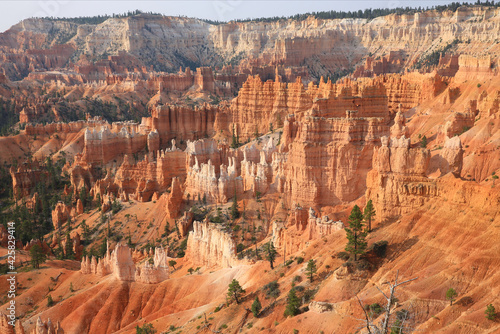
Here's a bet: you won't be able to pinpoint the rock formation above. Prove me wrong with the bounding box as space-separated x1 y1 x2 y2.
366 136 435 219
186 221 238 268
80 242 169 284
51 202 70 230
10 162 48 198
273 206 344 254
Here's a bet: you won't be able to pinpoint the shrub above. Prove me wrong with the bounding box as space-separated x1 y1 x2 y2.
356 259 373 271
285 259 294 267
369 303 383 316
47 295 54 307
296 256 304 264
135 323 156 334
337 252 350 261
372 240 388 258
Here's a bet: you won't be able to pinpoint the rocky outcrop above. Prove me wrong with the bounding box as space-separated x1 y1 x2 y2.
279 112 389 208
176 211 194 238
366 136 435 220
0 314 62 334
51 202 70 230
353 51 405 78
80 242 169 284
10 162 48 198
455 55 495 81
437 136 464 176
114 143 186 202
441 111 475 138
147 104 217 147
186 221 238 268
135 246 169 284
31 317 64 334
82 123 148 164
164 177 183 219
273 206 344 254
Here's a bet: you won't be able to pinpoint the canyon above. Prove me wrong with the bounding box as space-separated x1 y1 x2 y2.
0 4 499 334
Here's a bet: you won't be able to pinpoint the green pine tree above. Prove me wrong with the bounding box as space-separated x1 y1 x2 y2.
363 199 376 232
251 296 262 317
227 279 245 304
305 259 317 282
64 231 75 259
30 244 47 269
231 193 240 220
284 288 301 317
485 304 496 320
345 205 368 261
264 242 277 269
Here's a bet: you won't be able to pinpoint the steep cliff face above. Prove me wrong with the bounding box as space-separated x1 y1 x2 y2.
186 221 238 268
114 144 186 202
10 162 48 198
148 104 217 146
273 207 344 254
366 136 439 220
4 7 500 80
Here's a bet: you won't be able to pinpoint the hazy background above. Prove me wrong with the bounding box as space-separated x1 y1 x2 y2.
1 0 464 32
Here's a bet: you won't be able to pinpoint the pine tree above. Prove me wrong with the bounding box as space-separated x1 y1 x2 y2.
227 279 245 304
231 125 239 149
345 205 368 261
168 260 177 270
251 296 262 317
284 288 301 317
305 259 317 282
79 186 87 208
264 242 277 269
485 304 496 320
30 244 47 269
230 193 240 220
446 288 457 306
421 135 428 148
64 231 75 259
363 199 376 232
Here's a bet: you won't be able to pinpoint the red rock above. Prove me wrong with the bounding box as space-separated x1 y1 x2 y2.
51 202 70 230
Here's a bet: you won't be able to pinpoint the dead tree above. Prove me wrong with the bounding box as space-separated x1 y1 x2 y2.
355 270 418 334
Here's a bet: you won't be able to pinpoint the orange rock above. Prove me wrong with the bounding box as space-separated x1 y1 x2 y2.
51 202 70 230
76 199 84 215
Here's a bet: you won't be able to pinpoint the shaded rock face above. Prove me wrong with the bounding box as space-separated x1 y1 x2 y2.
80 242 169 284
273 207 344 254
51 202 70 230
186 221 238 268
113 143 186 202
184 136 276 204
437 136 464 177
10 162 48 198
164 177 183 219
366 136 435 220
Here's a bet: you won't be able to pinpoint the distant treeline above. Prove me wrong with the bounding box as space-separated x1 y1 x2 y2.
37 1 499 26
38 9 162 25
208 1 499 24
